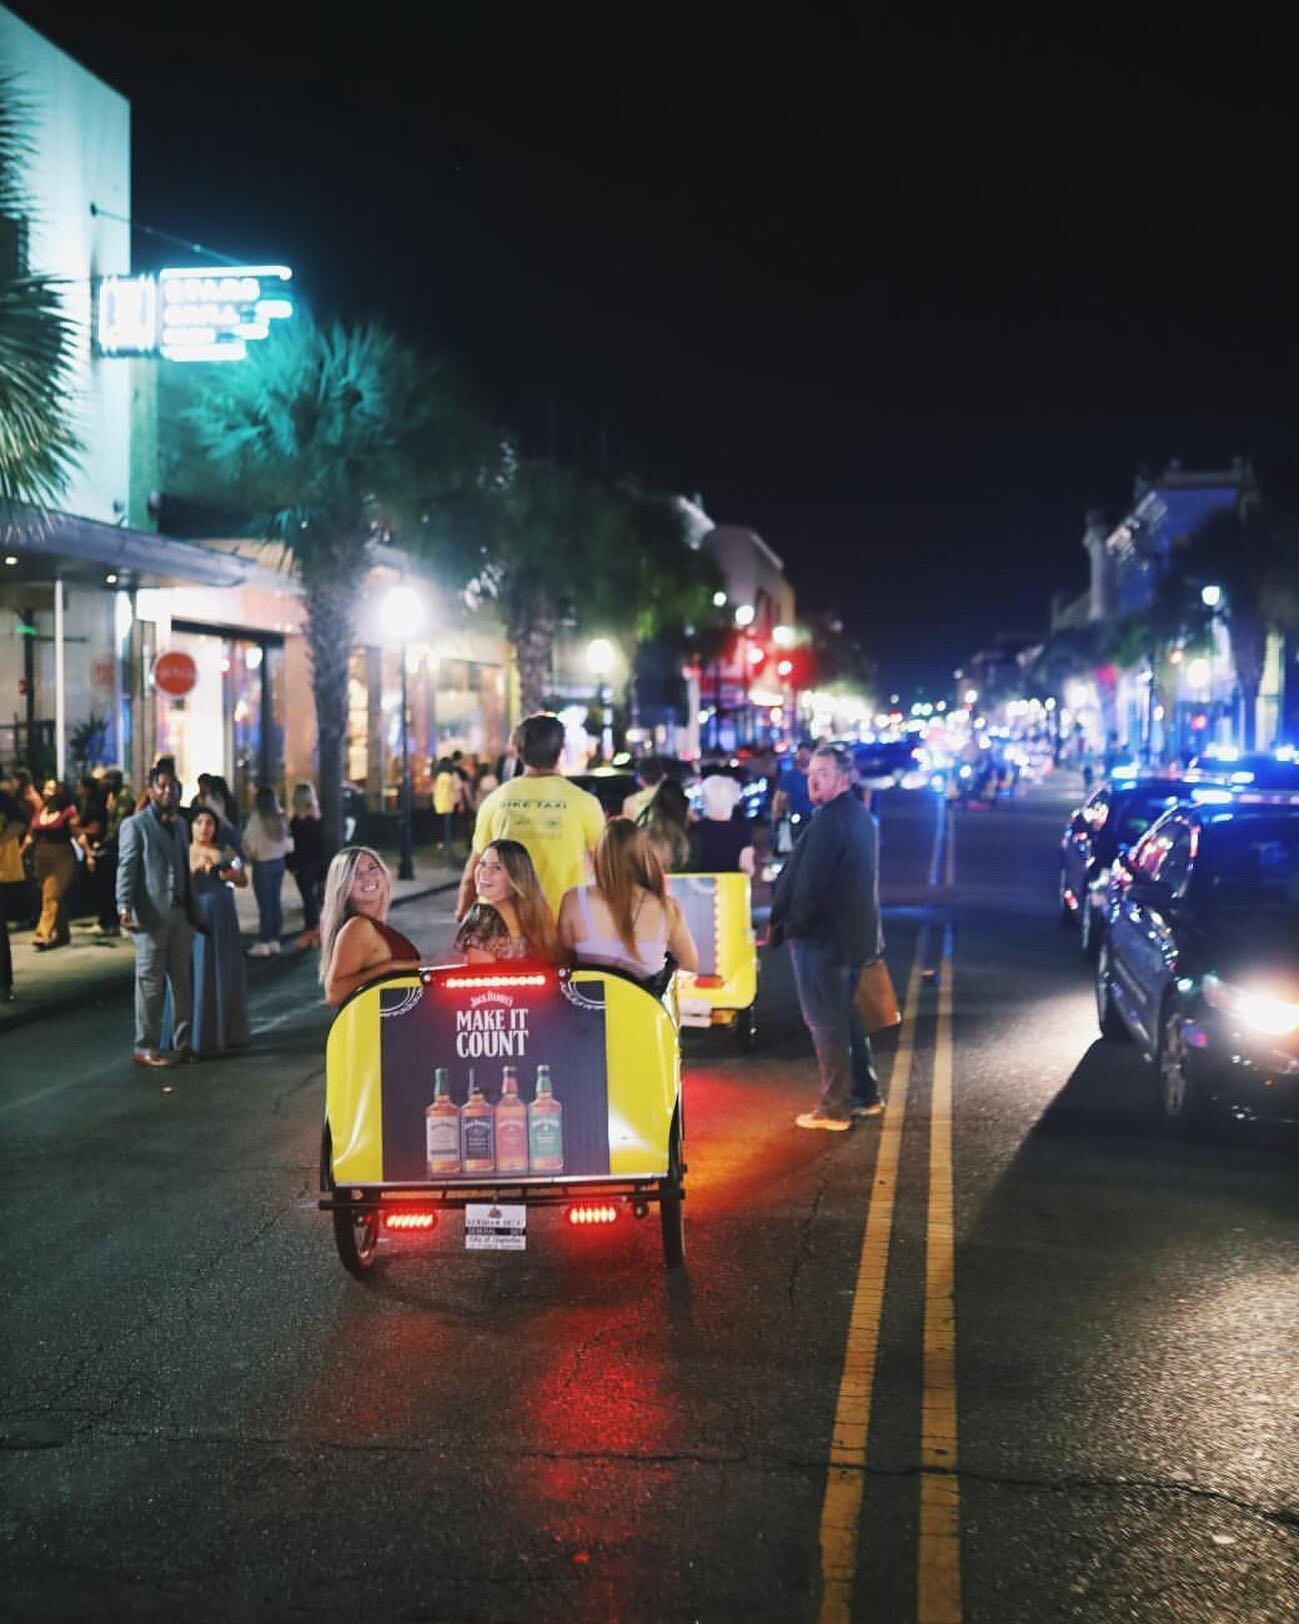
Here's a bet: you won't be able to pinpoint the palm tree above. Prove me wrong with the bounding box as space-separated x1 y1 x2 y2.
472 460 713 716
0 75 81 524
177 315 493 848
1182 467 1299 749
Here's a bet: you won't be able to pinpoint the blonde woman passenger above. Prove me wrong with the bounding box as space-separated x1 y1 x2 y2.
454 838 562 965
319 847 420 1008
558 818 699 985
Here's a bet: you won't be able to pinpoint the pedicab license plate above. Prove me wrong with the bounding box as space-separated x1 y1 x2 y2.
465 1203 527 1251
678 997 712 1028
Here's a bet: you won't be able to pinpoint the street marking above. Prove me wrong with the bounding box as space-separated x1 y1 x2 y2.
926 795 946 888
0 992 325 1116
918 921 961 1623
817 922 929 1624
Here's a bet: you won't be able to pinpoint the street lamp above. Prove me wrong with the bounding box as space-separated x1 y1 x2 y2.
1200 583 1222 609
587 637 617 762
382 583 424 880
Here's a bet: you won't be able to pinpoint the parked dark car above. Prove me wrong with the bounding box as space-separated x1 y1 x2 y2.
1184 750 1299 792
851 737 925 788
1059 774 1185 957
1094 798 1299 1130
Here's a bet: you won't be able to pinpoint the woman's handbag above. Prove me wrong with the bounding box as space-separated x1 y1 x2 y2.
854 957 901 1034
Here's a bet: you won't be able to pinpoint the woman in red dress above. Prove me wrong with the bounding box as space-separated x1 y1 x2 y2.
319 847 420 1008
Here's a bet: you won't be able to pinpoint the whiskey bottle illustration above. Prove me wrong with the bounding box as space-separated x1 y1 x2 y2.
528 1063 564 1173
495 1064 529 1174
460 1068 496 1174
425 1067 461 1176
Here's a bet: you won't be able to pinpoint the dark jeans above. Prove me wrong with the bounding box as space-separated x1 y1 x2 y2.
252 857 286 943
0 881 12 992
293 857 324 931
788 936 881 1118
96 842 120 931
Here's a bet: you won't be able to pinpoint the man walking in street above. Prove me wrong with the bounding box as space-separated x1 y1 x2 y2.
770 743 885 1130
457 713 605 919
116 764 201 1068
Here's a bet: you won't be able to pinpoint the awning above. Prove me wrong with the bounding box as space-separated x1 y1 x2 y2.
1 507 291 591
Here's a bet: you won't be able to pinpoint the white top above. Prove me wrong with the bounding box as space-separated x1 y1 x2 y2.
241 815 293 863
571 885 667 978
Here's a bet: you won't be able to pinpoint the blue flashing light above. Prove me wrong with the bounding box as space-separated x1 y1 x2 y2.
1112 763 1139 780
1191 788 1234 805
1229 771 1255 784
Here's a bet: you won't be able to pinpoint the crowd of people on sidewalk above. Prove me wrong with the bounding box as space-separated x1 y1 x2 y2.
6 716 894 1139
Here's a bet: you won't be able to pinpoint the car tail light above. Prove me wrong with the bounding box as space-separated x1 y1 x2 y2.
383 1208 438 1232
566 1203 620 1226
691 975 724 988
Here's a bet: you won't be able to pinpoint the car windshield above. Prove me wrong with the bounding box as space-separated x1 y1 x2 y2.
1113 792 1182 848
1198 816 1299 912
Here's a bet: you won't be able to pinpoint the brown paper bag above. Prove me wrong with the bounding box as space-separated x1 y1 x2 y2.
854 958 901 1033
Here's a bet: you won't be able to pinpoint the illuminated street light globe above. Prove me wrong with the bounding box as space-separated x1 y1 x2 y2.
712 590 728 608
964 688 979 706
381 583 425 643
1187 657 1211 690
1201 584 1223 609
734 603 756 627
587 637 616 676
772 624 795 648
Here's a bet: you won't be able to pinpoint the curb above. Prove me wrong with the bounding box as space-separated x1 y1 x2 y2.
0 875 461 1037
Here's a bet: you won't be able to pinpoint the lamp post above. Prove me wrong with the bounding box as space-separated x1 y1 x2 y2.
1200 583 1223 747
587 637 617 762
382 584 425 880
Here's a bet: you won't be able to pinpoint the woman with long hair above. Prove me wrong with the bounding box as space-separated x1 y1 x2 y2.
242 784 292 957
454 838 561 964
558 817 698 983
288 781 327 950
21 779 94 950
176 806 250 1054
319 846 420 1008
640 776 692 873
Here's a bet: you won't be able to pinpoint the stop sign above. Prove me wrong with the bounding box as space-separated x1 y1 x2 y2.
152 649 198 697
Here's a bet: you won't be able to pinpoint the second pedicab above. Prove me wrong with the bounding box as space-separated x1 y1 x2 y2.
666 870 759 1049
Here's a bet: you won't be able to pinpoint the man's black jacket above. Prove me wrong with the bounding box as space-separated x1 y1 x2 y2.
769 789 882 966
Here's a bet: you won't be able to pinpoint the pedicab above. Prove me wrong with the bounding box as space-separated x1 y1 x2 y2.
666 871 759 1050
319 960 686 1274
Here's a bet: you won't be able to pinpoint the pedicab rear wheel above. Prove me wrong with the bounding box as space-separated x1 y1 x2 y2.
333 1204 380 1276
660 1107 686 1269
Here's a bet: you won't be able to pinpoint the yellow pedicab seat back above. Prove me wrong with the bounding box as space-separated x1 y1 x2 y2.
668 871 757 1013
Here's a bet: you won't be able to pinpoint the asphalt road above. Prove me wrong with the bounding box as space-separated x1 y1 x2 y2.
1 786 1295 1622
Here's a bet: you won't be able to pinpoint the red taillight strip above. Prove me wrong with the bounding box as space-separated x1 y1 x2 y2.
441 973 549 989
566 1203 620 1226
383 1210 437 1231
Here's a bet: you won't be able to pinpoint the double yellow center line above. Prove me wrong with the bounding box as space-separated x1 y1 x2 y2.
818 808 962 1623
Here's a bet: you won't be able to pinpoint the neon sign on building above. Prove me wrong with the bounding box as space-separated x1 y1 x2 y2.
96 265 294 361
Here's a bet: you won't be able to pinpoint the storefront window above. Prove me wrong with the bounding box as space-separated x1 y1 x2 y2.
152 625 283 813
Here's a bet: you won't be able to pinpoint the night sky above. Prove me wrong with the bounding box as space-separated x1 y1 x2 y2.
15 7 1298 695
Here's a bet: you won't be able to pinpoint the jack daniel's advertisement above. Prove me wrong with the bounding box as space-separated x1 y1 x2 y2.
378 974 610 1182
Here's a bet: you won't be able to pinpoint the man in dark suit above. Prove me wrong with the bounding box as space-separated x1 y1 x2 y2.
116 764 200 1068
770 743 884 1130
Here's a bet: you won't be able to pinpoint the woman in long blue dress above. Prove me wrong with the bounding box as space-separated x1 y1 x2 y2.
184 807 250 1054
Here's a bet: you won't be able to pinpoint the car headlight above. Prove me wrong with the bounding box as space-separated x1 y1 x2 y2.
1202 974 1299 1037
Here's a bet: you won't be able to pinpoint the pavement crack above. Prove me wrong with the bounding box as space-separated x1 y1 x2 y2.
787 1163 832 1307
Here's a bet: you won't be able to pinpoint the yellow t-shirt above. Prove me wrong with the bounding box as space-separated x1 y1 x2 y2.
472 774 606 915
433 771 459 816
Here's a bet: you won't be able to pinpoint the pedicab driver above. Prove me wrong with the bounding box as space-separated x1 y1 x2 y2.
456 713 605 921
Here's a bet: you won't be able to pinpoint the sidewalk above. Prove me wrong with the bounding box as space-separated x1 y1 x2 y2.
0 846 465 1034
